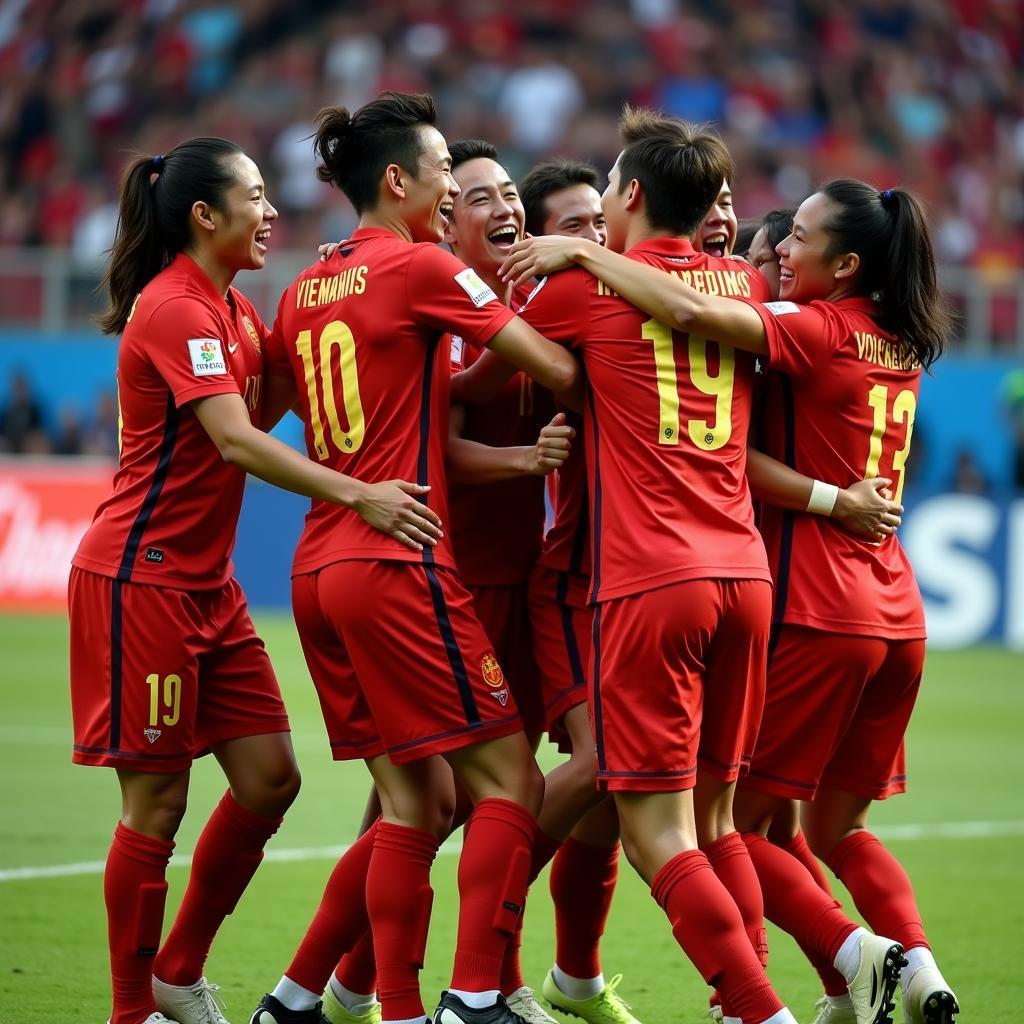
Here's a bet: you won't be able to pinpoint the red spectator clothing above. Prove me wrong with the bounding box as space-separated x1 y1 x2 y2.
73 253 267 589
264 228 516 576
519 238 771 603
749 296 926 639
448 328 552 587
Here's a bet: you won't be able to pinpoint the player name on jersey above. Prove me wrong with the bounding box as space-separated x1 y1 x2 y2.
295 266 368 308
855 330 920 371
597 266 754 299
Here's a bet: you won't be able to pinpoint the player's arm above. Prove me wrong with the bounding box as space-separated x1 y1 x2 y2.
482 317 581 400
447 412 574 483
501 236 769 355
450 348 518 403
191 392 443 551
260 370 300 431
746 448 902 538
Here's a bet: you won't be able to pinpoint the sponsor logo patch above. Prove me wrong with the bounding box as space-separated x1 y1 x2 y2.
187 338 227 376
242 315 261 352
481 654 504 687
144 547 164 564
143 728 161 744
763 300 801 316
454 267 497 307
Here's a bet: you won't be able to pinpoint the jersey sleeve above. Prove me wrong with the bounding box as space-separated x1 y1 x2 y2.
515 268 591 348
140 296 241 407
263 287 294 378
405 245 516 347
744 299 839 379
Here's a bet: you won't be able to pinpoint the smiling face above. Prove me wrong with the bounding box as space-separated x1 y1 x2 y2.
444 156 525 275
696 179 737 258
541 182 607 244
775 191 852 302
747 225 782 299
402 125 460 244
207 153 277 272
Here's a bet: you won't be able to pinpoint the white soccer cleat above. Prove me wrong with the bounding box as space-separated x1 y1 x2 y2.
107 1015 182 1024
847 934 905 1024
809 995 857 1024
902 966 959 1024
153 975 229 1024
506 987 558 1024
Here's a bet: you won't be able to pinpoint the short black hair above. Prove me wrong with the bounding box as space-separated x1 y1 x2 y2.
519 159 601 236
449 139 499 171
314 91 437 214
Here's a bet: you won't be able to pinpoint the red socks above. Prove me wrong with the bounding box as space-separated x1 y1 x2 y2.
452 798 536 993
367 823 439 1021
105 822 174 1024
784 832 848 996
705 832 768 966
500 827 561 994
154 791 281 986
550 838 619 980
285 822 378 993
334 930 378 997
742 833 856 962
651 850 783 1024
827 830 929 951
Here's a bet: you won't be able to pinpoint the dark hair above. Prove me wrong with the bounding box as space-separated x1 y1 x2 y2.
314 91 437 214
99 138 243 335
734 218 761 257
820 179 951 369
449 139 499 171
617 107 733 237
519 159 601 236
758 207 796 253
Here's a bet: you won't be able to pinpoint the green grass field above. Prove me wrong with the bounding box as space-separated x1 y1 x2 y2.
0 613 1020 1024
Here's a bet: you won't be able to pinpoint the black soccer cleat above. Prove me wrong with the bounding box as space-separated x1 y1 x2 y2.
433 991 528 1024
250 993 331 1024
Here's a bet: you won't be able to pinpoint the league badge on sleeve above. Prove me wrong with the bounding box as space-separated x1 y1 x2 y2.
454 267 497 307
187 338 227 376
763 301 801 317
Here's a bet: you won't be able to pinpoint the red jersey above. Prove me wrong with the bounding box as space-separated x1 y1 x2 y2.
749 296 926 639
264 228 516 575
519 238 771 603
73 253 266 589
536 410 590 578
447 286 553 585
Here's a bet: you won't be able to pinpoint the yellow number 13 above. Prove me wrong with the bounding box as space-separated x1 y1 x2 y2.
295 320 366 460
642 318 735 449
865 384 916 504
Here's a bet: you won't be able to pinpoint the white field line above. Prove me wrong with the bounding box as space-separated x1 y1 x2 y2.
2 819 1023 884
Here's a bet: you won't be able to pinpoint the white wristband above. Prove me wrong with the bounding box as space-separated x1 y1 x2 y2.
806 480 839 516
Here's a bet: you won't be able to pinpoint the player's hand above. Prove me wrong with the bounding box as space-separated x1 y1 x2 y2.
831 477 902 540
499 235 585 288
318 240 342 261
526 413 575 476
353 481 443 551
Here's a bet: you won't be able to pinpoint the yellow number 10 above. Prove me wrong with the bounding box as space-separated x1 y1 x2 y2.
642 318 735 449
865 384 916 504
295 320 366 460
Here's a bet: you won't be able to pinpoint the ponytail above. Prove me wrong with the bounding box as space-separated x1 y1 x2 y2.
821 178 953 370
99 138 243 335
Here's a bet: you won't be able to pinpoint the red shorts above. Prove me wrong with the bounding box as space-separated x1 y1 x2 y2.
528 565 591 750
292 560 523 764
69 567 288 774
746 625 924 801
591 578 771 793
468 580 545 739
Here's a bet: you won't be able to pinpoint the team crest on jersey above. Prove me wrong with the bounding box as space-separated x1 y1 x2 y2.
242 315 261 352
144 728 161 744
490 688 510 707
454 267 497 307
481 654 504 687
187 338 226 376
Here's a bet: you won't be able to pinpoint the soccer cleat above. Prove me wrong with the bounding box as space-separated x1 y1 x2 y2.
809 996 857 1024
153 976 229 1024
320 986 382 1024
433 990 526 1024
249 994 330 1024
106 1016 181 1024
541 973 642 1024
506 987 558 1024
902 966 959 1024
707 991 723 1023
846 934 906 1024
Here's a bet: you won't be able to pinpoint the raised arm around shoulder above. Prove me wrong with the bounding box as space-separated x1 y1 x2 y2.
484 316 580 395
450 348 518 403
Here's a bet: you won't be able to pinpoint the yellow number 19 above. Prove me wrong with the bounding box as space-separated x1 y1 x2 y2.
642 318 735 449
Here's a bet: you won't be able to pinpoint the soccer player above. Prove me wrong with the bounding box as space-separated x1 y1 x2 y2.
502 177 956 1024
70 138 442 1024
502 107 799 1024
695 179 737 259
519 159 608 245
247 93 579 1024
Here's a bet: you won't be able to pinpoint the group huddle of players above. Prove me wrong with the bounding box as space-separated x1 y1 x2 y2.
68 90 958 1024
